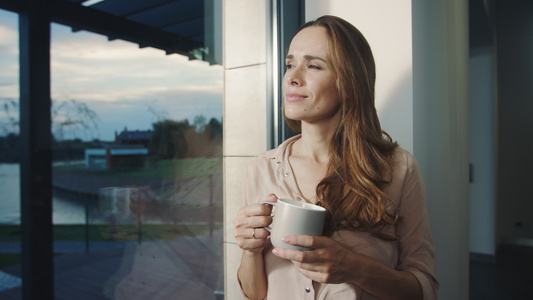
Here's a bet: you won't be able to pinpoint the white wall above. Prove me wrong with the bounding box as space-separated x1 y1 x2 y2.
412 0 470 299
305 0 414 153
222 1 269 299
469 48 496 256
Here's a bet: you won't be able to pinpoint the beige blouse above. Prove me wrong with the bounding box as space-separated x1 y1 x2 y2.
240 135 438 299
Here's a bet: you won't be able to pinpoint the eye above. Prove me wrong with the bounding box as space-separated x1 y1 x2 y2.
309 64 321 70
285 63 295 70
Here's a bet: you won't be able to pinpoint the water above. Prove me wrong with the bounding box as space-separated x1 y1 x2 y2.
0 163 90 225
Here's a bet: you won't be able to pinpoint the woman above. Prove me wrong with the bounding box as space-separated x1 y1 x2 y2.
234 15 438 300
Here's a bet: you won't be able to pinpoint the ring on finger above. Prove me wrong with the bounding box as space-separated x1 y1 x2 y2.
252 228 256 239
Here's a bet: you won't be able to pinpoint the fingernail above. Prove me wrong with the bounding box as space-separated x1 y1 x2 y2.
282 237 290 243
272 248 279 255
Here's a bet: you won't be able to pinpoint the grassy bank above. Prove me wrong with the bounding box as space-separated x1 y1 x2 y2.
0 223 221 243
53 156 222 180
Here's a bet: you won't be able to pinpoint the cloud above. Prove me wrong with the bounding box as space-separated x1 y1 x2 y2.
50 23 223 107
0 11 19 99
0 12 224 141
0 19 18 51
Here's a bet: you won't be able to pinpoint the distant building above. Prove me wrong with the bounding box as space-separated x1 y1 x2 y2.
85 128 152 170
115 128 153 147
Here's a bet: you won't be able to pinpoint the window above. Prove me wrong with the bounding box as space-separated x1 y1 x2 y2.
0 9 21 298
0 1 223 298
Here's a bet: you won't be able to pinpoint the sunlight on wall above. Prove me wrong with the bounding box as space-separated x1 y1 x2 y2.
305 0 413 153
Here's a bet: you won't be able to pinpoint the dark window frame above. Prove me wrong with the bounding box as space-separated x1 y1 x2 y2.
268 0 305 148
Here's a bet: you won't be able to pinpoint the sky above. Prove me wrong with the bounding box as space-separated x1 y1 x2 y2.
0 9 223 141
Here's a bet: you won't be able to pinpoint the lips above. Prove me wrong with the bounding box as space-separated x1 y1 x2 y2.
285 92 307 102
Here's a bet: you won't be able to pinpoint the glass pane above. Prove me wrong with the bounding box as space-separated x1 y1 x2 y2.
49 3 224 299
0 9 22 299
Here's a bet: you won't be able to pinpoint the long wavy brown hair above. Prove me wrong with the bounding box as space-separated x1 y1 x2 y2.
285 15 400 240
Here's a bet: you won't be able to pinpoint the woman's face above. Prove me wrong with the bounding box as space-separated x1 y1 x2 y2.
283 26 340 126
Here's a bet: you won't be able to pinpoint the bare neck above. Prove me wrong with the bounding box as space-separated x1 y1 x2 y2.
293 124 337 163
290 105 341 162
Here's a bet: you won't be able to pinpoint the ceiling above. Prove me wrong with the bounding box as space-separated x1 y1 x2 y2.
0 0 220 64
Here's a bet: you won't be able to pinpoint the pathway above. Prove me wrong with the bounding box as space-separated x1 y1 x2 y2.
0 229 224 300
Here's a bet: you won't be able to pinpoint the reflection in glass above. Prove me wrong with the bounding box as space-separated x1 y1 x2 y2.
0 9 22 298
48 20 224 299
1 1 224 296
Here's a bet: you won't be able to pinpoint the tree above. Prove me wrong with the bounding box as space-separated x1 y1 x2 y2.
52 99 99 141
1 99 99 162
0 133 20 162
193 115 207 132
205 117 222 140
1 98 99 141
150 119 191 159
1 99 19 135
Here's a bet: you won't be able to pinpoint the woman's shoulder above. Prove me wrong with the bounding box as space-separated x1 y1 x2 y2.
245 135 299 171
389 146 422 181
245 148 277 170
392 147 417 169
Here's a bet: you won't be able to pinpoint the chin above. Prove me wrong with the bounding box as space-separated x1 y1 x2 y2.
283 114 304 122
284 107 305 120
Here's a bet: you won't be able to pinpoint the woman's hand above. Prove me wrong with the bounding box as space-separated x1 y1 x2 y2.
234 194 277 253
271 235 423 300
271 235 355 284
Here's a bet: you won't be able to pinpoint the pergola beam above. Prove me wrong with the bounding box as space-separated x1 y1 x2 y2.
0 0 203 58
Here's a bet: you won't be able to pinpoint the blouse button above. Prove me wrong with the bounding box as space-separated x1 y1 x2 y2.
284 172 290 177
305 287 311 293
276 161 281 166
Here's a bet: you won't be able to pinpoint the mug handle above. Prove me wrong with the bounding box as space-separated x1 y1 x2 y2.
261 201 277 233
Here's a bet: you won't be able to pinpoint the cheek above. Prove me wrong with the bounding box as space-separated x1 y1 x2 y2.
316 86 340 113
281 72 293 92
316 83 338 102
281 77 288 92
326 81 338 98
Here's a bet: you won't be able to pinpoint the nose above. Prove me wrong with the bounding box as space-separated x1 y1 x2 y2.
284 67 303 87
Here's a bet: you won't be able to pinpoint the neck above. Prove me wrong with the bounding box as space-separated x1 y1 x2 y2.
293 111 341 163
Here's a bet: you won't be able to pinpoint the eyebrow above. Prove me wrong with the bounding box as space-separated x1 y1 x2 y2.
286 54 327 63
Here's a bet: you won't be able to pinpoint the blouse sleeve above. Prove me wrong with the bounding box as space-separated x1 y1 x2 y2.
396 154 439 300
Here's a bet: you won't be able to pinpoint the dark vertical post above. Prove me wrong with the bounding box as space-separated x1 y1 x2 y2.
276 0 305 144
209 174 213 237
137 190 142 245
85 204 90 252
19 0 54 299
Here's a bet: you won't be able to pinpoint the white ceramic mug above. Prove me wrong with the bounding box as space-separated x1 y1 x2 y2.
262 198 326 251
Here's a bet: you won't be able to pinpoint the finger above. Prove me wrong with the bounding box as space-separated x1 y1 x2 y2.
272 247 315 263
284 251 337 275
260 194 278 212
247 227 271 240
242 202 274 217
235 209 272 230
264 193 279 203
295 267 326 283
294 261 324 274
254 227 270 239
235 225 270 241
243 215 273 229
282 235 326 250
